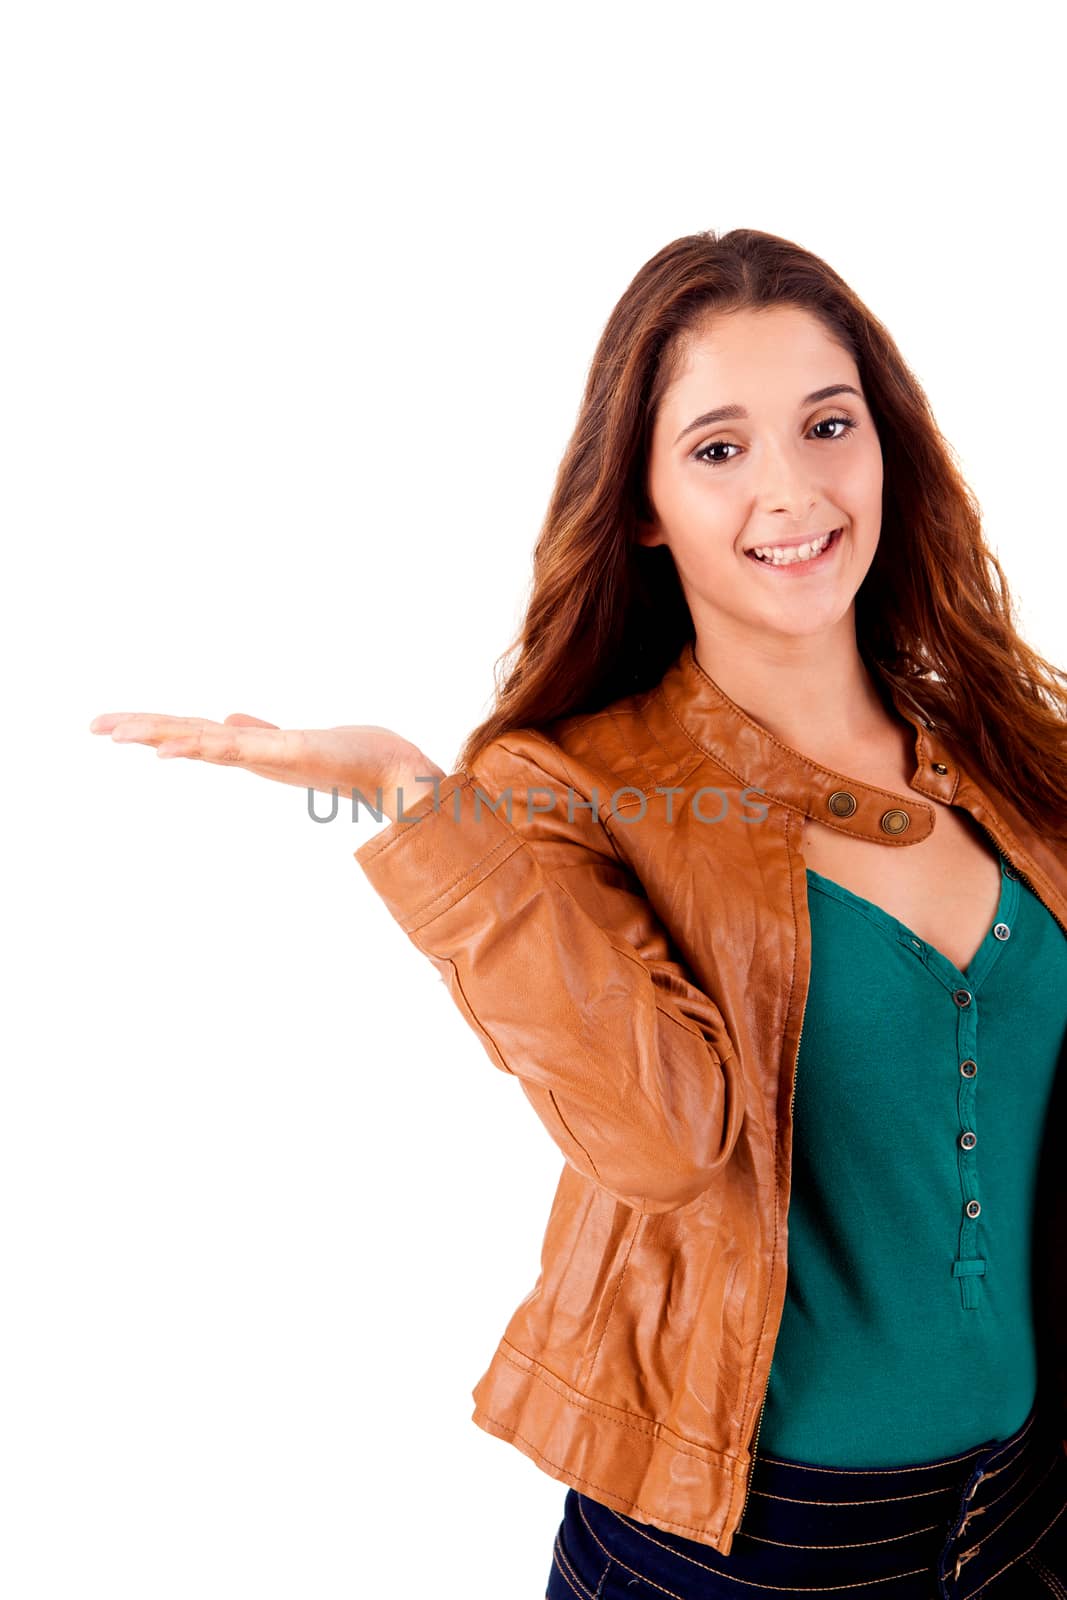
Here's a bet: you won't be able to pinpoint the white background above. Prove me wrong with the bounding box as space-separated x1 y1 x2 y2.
3 1 1064 1595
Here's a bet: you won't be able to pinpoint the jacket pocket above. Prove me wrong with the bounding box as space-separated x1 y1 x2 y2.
576 1201 644 1391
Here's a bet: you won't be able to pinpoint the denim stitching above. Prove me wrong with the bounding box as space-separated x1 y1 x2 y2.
734 1519 943 1550
753 1444 986 1472
748 1483 963 1508
1023 1550 1067 1598
579 1491 933 1593
959 1493 1067 1599
553 1530 596 1599
609 1495 947 1553
593 1557 614 1599
955 1449 1062 1562
958 1435 1049 1531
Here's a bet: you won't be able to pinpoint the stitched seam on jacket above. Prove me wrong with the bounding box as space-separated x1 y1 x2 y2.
652 999 724 1063
441 957 513 1075
655 681 935 815
584 1213 641 1385
551 716 707 808
475 1404 734 1539
632 698 687 777
527 742 729 1068
544 1090 602 1182
356 776 471 863
633 694 711 787
448 832 725 1073
605 706 655 792
601 707 712 803
403 834 522 930
491 1339 743 1465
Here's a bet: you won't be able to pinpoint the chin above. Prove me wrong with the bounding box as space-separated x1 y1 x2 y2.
753 600 858 639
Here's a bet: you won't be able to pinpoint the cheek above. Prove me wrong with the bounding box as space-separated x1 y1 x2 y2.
677 473 747 534
841 442 883 506
671 492 745 567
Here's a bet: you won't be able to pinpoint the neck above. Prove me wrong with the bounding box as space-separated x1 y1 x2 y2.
691 614 901 765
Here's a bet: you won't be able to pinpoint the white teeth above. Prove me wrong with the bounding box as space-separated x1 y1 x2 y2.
750 529 836 565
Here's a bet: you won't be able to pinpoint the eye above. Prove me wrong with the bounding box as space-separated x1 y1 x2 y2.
693 413 859 467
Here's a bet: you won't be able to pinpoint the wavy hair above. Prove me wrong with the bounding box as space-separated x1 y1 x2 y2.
454 228 1067 842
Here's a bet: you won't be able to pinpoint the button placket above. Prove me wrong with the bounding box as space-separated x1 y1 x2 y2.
952 986 985 1309
934 859 1019 1312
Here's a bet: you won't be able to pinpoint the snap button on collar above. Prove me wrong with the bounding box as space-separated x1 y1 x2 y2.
827 790 857 817
880 809 910 834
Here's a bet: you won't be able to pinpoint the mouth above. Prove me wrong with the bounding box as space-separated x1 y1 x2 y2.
744 525 844 571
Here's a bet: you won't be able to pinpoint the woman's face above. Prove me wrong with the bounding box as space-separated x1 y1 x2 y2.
639 305 884 647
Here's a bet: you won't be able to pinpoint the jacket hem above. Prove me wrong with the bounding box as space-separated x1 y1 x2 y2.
470 1337 748 1556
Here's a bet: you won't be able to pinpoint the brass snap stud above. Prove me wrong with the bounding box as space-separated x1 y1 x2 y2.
827 790 857 817
880 808 910 834
932 762 948 775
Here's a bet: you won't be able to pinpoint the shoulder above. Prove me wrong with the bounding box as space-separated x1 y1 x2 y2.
470 680 706 805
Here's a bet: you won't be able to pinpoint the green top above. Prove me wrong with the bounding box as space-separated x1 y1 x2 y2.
758 852 1067 1467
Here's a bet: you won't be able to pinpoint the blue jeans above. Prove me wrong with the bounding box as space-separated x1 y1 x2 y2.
546 1399 1067 1598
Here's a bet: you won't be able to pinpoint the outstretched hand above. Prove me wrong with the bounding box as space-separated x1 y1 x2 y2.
88 710 443 810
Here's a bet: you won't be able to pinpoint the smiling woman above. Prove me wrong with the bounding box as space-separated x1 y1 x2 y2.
438 229 1067 1595
91 226 1067 1599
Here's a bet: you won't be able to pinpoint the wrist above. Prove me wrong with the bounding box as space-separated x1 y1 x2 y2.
380 758 447 823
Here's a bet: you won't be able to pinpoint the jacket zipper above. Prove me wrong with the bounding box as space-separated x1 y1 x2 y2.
737 980 808 1531
737 813 1064 1537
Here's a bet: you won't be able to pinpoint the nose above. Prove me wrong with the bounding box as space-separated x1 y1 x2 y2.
754 438 821 518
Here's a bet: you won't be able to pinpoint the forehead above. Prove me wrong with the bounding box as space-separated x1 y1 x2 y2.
660 306 857 416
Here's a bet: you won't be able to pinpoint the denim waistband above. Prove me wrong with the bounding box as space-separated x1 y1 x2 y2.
549 1398 1067 1600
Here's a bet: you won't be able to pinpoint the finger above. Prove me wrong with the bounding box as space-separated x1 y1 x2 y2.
102 715 227 745
154 725 301 768
90 712 213 734
223 713 281 729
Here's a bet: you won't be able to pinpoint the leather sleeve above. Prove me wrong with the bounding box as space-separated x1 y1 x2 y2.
353 732 746 1214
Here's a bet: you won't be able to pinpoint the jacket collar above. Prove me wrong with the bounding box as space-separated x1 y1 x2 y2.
657 640 961 846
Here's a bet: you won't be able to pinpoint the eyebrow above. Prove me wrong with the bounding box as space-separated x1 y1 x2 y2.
672 384 865 447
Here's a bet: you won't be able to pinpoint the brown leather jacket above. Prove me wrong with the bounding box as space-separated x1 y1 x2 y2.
354 639 1067 1556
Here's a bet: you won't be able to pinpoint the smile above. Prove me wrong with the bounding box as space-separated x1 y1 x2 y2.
745 526 844 569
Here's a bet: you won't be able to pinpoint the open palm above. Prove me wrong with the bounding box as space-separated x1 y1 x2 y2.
89 710 439 803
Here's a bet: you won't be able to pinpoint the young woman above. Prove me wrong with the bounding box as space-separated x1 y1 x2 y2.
92 229 1067 1597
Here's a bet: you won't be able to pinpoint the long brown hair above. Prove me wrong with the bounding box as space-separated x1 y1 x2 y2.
454 228 1067 842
